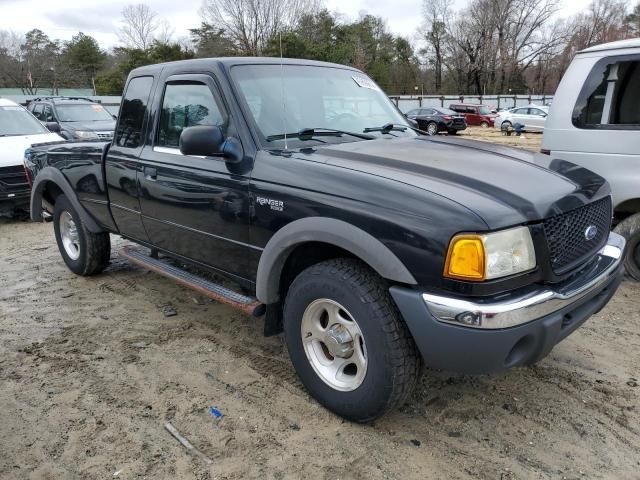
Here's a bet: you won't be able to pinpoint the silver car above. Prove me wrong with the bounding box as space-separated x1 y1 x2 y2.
539 38 640 280
495 105 549 132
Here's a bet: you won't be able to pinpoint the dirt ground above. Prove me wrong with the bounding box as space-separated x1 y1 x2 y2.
1 134 639 479
460 126 544 152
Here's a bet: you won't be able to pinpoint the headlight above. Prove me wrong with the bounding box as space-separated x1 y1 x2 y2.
444 226 536 281
74 130 98 139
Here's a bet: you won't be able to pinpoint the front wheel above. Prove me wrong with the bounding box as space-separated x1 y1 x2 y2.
614 213 640 281
53 195 111 276
283 259 421 422
480 121 489 128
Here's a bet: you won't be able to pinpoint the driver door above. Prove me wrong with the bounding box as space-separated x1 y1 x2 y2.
137 74 253 281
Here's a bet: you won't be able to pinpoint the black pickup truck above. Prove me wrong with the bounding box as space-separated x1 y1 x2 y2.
25 58 625 422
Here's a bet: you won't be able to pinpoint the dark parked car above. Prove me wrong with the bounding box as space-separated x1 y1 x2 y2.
449 103 496 127
405 107 467 135
28 97 116 141
26 58 625 422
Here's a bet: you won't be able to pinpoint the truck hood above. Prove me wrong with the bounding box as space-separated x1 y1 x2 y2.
314 136 609 229
0 133 63 168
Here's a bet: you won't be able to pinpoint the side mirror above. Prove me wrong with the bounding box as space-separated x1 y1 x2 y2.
46 122 61 133
179 125 243 163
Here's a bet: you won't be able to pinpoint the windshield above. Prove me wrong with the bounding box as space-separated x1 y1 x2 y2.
231 64 415 147
56 103 114 122
478 106 492 115
0 106 48 136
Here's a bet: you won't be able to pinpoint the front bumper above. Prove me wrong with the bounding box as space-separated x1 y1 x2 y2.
390 232 625 374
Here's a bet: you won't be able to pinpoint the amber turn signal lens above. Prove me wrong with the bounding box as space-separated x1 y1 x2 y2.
444 235 485 281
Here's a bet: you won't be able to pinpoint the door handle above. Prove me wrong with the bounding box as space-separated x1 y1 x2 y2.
144 167 157 180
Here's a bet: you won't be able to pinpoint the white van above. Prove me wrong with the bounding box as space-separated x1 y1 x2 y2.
0 98 62 217
540 38 640 280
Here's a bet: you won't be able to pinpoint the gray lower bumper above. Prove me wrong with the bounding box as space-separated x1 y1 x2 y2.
390 232 626 374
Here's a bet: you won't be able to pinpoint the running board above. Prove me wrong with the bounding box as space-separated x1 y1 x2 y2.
119 246 264 317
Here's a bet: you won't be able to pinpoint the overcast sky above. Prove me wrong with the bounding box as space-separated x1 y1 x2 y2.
0 0 593 48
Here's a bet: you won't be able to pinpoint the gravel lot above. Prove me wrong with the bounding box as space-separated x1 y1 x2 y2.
1 132 639 479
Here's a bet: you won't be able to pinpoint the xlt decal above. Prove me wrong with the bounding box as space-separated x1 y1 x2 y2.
256 196 284 212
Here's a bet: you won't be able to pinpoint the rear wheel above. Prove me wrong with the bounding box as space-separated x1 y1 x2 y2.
283 259 420 422
53 195 111 276
426 121 438 136
614 213 640 281
480 121 489 128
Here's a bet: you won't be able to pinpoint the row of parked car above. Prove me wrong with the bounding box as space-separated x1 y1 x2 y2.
405 102 550 135
0 96 116 217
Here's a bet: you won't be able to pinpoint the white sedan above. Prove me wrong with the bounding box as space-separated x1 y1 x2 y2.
495 105 549 132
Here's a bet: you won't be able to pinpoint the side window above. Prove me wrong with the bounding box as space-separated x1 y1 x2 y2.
406 109 418 116
43 105 55 122
515 108 528 115
115 76 154 148
422 108 434 115
157 82 227 149
32 103 43 120
449 105 460 112
467 107 477 114
574 59 640 129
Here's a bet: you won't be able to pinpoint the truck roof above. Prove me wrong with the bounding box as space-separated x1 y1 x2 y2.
578 38 640 54
130 57 362 77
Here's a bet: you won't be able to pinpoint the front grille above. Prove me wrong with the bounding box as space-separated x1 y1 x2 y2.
0 165 30 199
543 197 612 274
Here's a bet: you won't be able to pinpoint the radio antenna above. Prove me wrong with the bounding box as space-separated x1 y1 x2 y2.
279 32 288 151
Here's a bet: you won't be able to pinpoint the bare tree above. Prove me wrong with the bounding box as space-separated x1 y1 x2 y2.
200 0 321 56
421 0 452 92
119 3 158 50
156 19 175 45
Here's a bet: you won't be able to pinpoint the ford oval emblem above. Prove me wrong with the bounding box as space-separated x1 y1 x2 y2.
585 225 598 241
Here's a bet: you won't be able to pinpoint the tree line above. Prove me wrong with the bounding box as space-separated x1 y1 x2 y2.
0 0 638 96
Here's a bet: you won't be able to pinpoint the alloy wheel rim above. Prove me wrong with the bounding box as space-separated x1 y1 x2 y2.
60 211 80 260
300 298 367 392
427 123 437 135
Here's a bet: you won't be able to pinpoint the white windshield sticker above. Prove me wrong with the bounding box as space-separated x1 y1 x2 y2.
352 75 380 91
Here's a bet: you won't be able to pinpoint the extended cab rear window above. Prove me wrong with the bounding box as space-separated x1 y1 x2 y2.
116 76 154 148
573 58 640 130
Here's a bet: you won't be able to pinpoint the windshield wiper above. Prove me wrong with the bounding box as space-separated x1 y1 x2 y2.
266 127 375 142
364 122 432 136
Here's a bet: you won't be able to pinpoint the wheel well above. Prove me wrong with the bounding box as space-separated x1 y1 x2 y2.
614 198 640 224
41 181 64 209
279 242 357 300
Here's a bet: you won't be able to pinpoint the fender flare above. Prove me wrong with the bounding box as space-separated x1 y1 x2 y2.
30 166 103 233
255 217 417 304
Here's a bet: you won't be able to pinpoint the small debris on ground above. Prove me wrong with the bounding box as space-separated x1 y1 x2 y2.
209 406 223 419
410 439 421 447
162 305 177 317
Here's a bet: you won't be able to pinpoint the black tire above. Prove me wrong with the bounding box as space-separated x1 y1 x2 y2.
614 213 640 281
426 121 438 136
53 195 111 276
479 121 489 128
283 258 421 422
501 120 512 129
